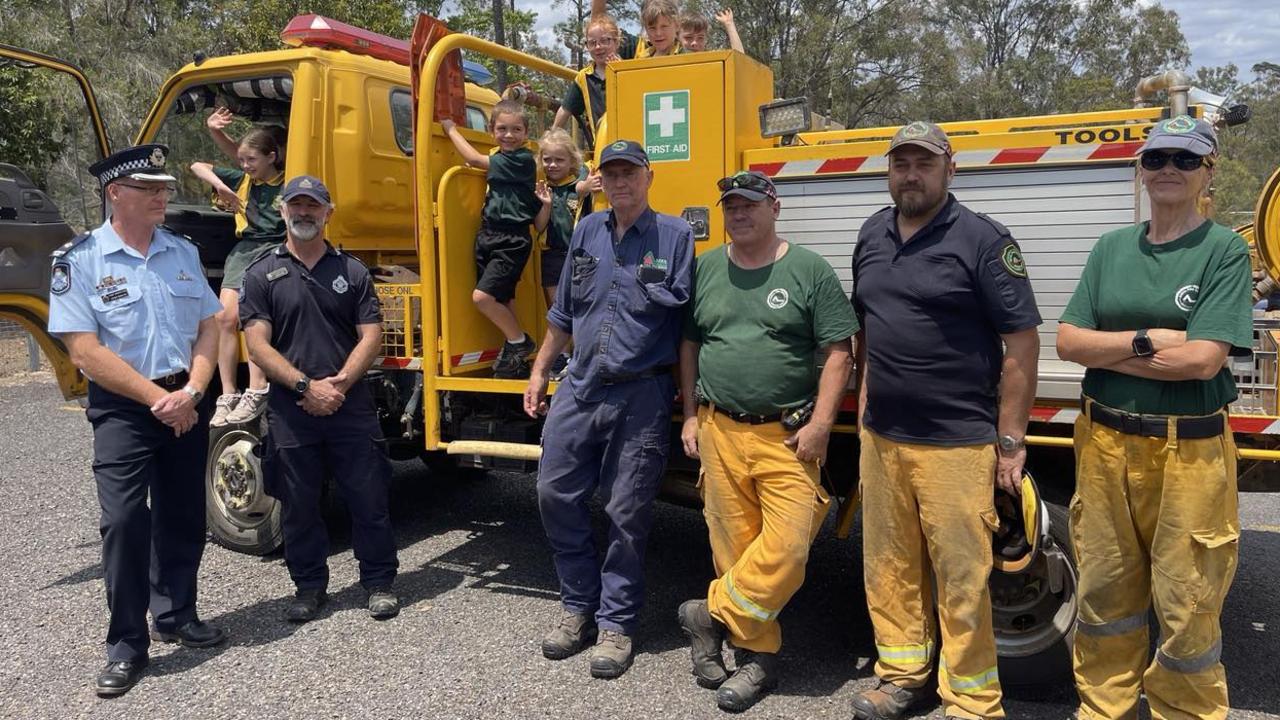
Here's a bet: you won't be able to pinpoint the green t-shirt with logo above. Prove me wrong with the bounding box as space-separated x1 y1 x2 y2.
1059 220 1252 415
484 147 539 229
212 167 285 242
684 244 860 416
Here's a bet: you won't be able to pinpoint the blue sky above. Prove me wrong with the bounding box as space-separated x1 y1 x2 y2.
518 0 1275 78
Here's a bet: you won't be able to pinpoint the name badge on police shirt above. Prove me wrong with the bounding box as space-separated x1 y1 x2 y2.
266 267 289 282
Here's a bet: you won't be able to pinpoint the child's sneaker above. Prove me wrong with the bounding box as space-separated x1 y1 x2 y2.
210 393 240 428
224 387 269 424
493 335 535 379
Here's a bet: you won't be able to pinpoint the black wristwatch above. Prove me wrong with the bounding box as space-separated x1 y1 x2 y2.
294 376 311 395
1132 328 1154 357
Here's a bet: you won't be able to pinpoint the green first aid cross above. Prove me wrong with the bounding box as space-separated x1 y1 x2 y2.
644 91 690 162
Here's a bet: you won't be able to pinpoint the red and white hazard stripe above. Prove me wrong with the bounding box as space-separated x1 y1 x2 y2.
750 141 1145 179
451 348 500 367
374 356 423 370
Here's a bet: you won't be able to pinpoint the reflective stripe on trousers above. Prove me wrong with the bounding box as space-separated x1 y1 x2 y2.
699 407 829 653
1070 404 1238 720
859 428 1005 720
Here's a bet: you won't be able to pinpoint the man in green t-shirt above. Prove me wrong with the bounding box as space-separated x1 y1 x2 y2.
676 171 858 712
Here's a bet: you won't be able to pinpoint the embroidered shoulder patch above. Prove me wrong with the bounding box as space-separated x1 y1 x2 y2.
1000 245 1027 278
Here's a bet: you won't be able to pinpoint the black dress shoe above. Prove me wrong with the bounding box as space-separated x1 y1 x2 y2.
95 659 147 697
285 588 328 623
367 586 400 620
151 620 228 648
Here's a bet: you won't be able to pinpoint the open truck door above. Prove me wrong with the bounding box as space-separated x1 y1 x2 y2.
0 44 112 399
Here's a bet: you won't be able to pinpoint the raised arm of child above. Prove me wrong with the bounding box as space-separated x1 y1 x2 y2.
534 181 553 232
716 9 745 54
440 118 491 169
206 107 242 162
189 162 244 213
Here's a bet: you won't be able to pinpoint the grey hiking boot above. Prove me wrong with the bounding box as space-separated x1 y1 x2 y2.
716 650 779 712
224 387 268 424
209 393 240 428
589 629 633 679
541 610 597 660
493 335 535 379
851 679 929 720
678 599 728 688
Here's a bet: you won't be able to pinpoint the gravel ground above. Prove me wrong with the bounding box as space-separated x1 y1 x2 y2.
0 374 1276 720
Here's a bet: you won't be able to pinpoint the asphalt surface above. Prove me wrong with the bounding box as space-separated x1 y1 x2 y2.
0 374 1277 719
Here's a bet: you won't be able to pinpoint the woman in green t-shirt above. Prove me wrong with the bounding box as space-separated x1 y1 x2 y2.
190 110 287 426
1056 115 1252 720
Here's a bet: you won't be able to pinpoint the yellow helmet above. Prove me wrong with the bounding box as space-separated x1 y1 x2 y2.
992 471 1043 575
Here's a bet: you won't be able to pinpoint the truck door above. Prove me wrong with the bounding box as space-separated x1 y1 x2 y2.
0 44 112 398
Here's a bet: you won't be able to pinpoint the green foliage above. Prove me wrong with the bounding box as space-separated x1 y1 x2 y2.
0 68 62 189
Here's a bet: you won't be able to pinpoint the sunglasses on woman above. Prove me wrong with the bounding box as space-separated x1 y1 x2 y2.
1139 151 1213 172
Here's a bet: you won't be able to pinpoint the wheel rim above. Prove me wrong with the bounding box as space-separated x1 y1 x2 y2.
206 429 274 530
990 544 1078 657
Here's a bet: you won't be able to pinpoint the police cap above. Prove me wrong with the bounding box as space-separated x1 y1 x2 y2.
89 144 176 188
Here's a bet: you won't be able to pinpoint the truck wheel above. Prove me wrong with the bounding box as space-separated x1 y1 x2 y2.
205 420 283 555
991 500 1077 686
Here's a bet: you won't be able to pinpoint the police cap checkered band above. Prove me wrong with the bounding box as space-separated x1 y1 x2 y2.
89 144 176 187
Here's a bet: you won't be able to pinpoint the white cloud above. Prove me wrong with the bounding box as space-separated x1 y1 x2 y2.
1152 0 1279 76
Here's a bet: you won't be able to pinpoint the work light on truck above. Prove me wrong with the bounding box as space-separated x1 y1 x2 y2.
758 97 811 139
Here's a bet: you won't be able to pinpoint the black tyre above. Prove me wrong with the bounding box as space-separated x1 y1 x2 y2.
991 499 1078 686
205 419 283 555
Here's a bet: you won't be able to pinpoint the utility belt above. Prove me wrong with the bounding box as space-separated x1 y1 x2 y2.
700 398 815 431
1082 396 1224 439
599 365 672 386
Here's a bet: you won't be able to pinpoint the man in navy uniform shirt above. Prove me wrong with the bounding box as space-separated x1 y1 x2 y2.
523 140 694 679
850 121 1041 720
239 175 399 623
48 144 227 697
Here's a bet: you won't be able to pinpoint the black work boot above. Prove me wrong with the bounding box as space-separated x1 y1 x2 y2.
367 586 400 620
850 679 929 720
284 588 327 623
542 609 597 660
94 658 148 697
677 599 728 688
493 334 535 379
716 650 779 712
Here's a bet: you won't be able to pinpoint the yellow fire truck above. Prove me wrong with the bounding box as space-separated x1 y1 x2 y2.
3 13 1279 686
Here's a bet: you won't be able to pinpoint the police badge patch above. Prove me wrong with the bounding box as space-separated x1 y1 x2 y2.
1000 245 1028 278
51 263 71 295
332 275 349 294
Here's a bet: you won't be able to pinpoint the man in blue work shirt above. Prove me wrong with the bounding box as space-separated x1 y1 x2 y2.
523 140 694 679
48 144 227 697
239 176 400 624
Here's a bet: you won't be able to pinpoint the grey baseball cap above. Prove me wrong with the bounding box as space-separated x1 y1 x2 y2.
886 121 952 156
1137 115 1217 156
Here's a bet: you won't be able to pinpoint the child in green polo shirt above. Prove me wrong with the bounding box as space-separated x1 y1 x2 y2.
441 100 541 378
534 128 592 380
190 110 287 426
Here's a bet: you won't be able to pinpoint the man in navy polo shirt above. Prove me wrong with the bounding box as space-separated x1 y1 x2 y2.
850 122 1041 720
240 175 400 624
523 140 694 679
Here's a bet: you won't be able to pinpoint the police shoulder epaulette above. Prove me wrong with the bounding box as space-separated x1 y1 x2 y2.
157 224 197 244
974 212 1013 239
50 232 91 259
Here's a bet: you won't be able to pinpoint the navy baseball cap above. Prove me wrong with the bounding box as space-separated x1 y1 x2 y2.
599 139 649 167
89 144 176 187
280 175 332 204
1137 115 1217 156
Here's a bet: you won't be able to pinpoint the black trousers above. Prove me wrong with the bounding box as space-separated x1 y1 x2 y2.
263 395 398 592
86 382 209 663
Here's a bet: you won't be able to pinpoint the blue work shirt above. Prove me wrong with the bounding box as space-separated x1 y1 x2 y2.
548 207 694 403
47 220 221 379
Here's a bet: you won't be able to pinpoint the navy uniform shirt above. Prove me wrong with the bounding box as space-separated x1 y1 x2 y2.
239 243 381 421
548 207 694 403
48 221 221 379
852 194 1041 445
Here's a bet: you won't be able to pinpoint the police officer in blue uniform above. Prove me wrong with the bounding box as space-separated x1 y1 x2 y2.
239 176 400 623
47 144 227 697
523 140 694 679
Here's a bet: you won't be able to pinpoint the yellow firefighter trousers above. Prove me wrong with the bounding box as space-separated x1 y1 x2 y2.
860 428 1004 720
1071 403 1238 720
698 406 830 653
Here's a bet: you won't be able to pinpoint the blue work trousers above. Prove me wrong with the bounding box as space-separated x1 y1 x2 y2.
536 375 673 634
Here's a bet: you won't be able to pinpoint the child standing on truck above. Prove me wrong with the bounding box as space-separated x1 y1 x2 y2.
441 100 541 379
190 108 287 426
679 9 745 53
534 128 592 380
